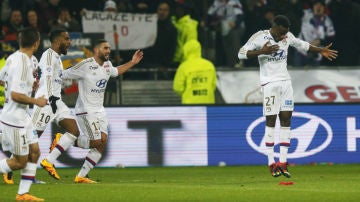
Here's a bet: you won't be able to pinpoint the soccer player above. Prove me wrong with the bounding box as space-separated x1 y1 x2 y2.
0 27 47 201
31 29 81 180
60 39 143 183
0 52 44 185
237 15 337 178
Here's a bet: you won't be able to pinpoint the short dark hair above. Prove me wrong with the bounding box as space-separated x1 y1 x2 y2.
273 15 291 28
49 29 67 42
18 27 40 48
94 39 108 48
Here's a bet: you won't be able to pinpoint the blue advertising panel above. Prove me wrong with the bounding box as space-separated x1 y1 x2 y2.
207 104 360 166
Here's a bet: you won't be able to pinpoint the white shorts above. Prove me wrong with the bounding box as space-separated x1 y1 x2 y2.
262 80 294 116
0 121 38 155
32 99 75 131
76 112 108 140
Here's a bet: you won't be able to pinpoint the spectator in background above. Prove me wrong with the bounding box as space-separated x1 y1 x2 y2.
1 9 23 41
117 0 134 13
26 9 48 33
132 0 158 13
294 0 335 67
241 0 267 67
173 40 217 104
50 7 81 32
37 0 62 30
328 0 360 66
104 0 117 12
172 1 198 65
141 1 177 79
207 0 245 68
0 0 11 23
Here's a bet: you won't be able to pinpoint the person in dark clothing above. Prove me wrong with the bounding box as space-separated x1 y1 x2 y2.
141 1 177 79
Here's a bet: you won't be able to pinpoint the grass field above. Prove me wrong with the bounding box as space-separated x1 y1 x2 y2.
1 164 360 202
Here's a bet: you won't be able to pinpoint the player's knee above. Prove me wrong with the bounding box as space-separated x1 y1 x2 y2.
90 139 102 148
68 127 80 136
266 115 277 127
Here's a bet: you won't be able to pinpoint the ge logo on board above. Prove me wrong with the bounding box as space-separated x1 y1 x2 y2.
245 112 333 158
96 79 107 88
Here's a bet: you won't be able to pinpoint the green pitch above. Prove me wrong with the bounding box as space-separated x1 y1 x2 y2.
1 164 360 201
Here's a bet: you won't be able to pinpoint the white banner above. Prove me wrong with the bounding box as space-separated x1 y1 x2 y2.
217 69 360 103
82 11 157 50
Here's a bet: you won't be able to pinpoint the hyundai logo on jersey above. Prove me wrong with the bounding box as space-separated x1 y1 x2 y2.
96 79 107 88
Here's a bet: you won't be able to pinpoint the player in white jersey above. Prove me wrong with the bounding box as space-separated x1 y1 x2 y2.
59 39 143 183
0 52 44 185
0 27 47 201
238 15 338 178
31 29 81 181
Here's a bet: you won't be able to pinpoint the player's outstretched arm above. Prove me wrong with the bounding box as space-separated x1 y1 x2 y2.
320 43 338 61
309 43 338 61
116 50 144 75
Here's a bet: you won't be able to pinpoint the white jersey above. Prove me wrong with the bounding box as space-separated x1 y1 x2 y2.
35 48 63 99
0 51 38 81
0 51 37 127
62 57 118 114
238 30 310 85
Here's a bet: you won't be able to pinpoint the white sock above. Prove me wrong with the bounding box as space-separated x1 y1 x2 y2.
47 132 77 164
18 162 37 195
279 127 291 163
0 159 12 173
0 131 2 143
75 135 90 149
77 148 102 177
265 126 275 165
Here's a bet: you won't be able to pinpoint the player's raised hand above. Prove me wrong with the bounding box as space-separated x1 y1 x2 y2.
131 50 144 64
261 41 279 55
320 43 338 61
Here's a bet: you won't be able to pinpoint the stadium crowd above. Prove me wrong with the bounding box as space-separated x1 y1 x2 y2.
0 0 359 73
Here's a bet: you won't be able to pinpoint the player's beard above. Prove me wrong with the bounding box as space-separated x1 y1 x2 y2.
99 53 109 62
59 43 68 55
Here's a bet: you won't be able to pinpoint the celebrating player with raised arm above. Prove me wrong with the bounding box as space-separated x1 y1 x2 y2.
238 15 337 178
60 39 143 183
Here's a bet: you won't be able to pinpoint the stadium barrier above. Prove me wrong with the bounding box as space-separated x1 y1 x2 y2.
2 104 358 167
